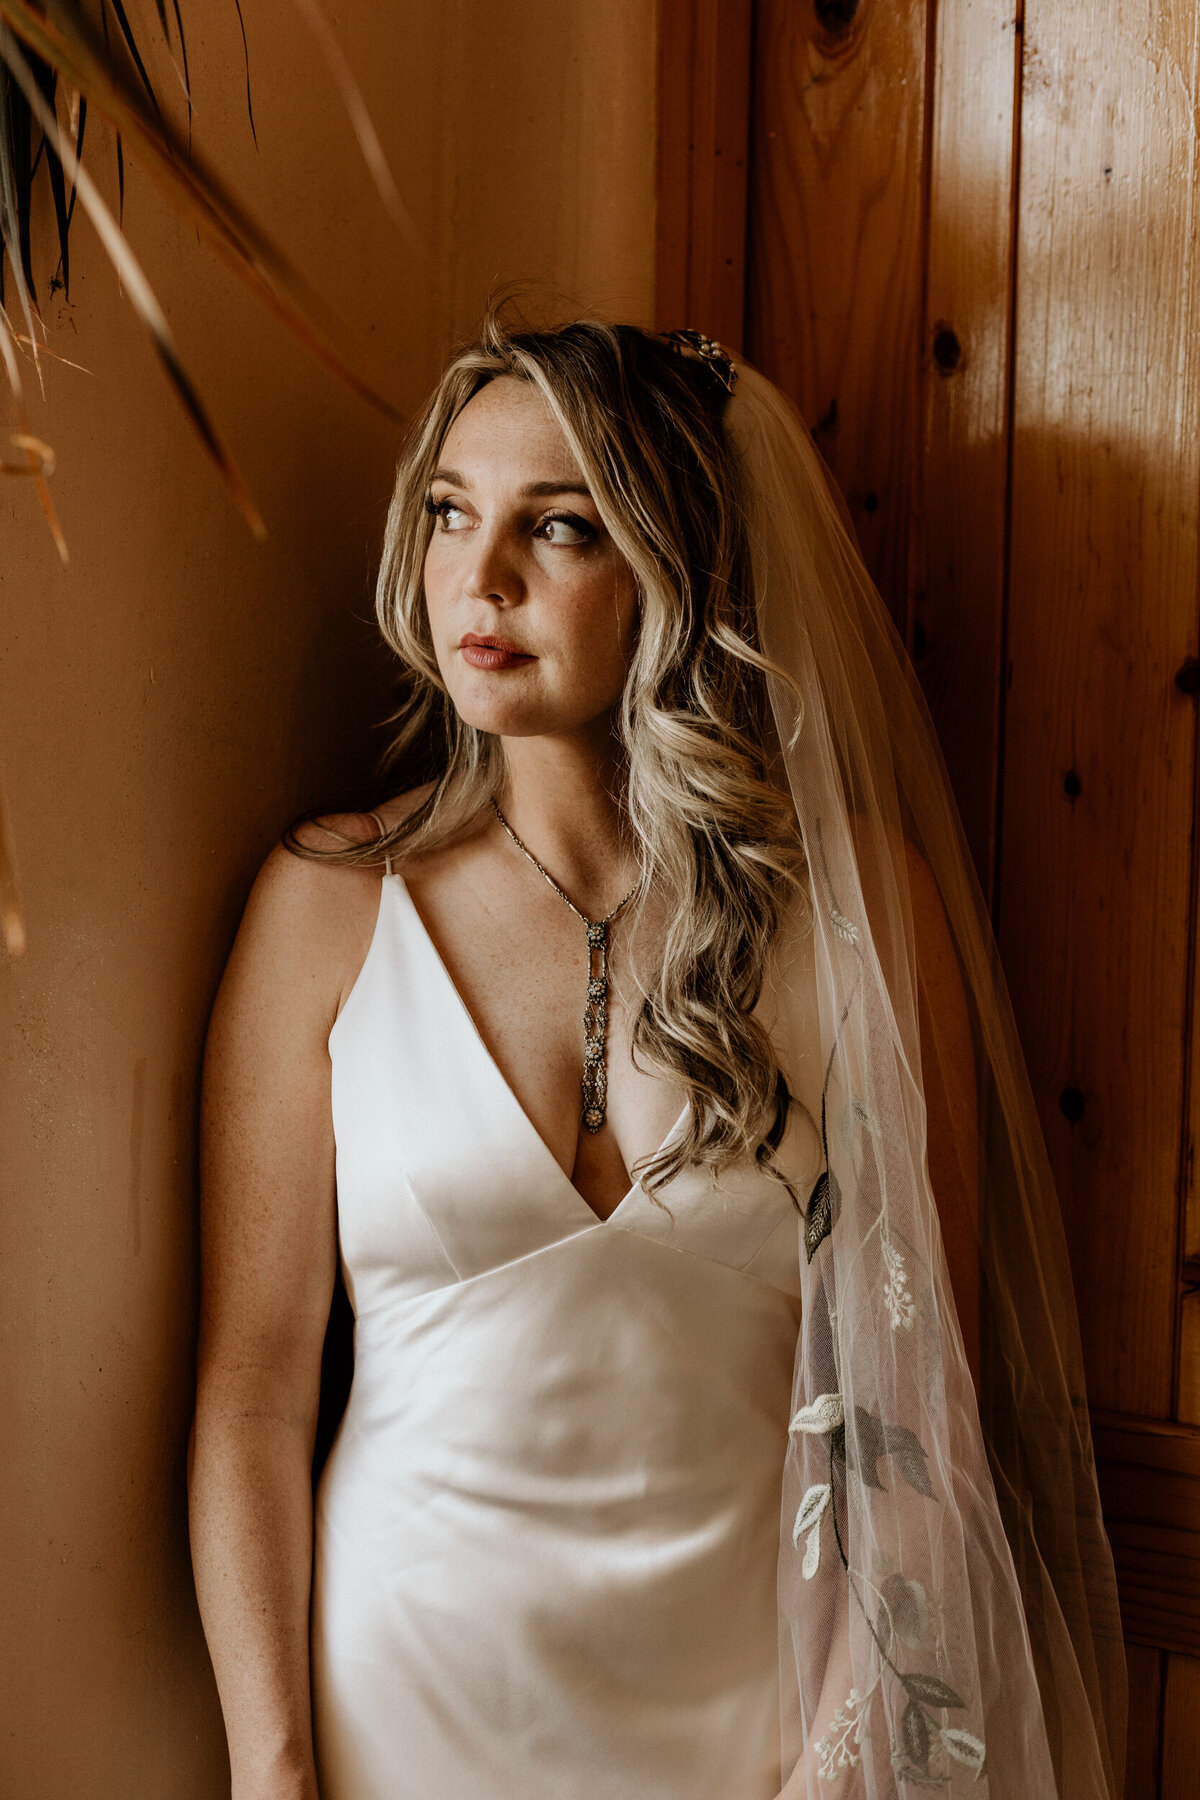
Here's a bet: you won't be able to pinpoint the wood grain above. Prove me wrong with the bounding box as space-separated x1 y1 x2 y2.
1094 1415 1200 1658
655 0 753 350
1122 1645 1162 1800
1161 1652 1200 1797
1186 711 1200 1274
745 0 930 629
997 0 1200 1417
740 0 1200 1743
1177 1289 1200 1424
917 0 1021 896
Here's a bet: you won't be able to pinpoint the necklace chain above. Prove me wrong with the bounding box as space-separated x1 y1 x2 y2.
490 798 638 1134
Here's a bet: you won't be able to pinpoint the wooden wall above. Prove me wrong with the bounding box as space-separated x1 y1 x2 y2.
658 0 1200 1791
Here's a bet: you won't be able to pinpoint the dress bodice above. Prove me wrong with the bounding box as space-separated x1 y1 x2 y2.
311 872 813 1800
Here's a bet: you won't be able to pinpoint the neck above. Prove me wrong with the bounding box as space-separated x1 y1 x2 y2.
496 723 634 912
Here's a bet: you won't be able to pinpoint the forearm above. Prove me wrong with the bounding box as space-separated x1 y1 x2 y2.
188 1398 320 1800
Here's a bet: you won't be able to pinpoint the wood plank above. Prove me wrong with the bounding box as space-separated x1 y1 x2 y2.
1187 738 1200 1272
1093 1414 1200 1657
917 0 1021 897
655 0 753 351
1161 1653 1200 1798
997 0 1200 1417
1123 1645 1162 1800
1178 1290 1200 1425
746 0 930 629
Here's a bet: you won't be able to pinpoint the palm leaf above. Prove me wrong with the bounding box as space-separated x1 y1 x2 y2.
2 0 407 420
230 0 255 148
167 0 191 129
1 28 266 537
0 0 418 956
0 297 65 553
27 53 70 296
51 84 85 289
288 0 418 245
104 0 161 117
96 0 125 223
0 64 38 363
0 760 24 958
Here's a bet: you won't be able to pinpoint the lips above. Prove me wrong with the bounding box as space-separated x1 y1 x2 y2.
460 637 525 658
458 632 535 672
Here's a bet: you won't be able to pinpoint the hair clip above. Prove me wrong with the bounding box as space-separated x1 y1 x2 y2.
662 329 738 396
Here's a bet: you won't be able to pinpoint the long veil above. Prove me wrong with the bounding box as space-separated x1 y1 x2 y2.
725 361 1126 1795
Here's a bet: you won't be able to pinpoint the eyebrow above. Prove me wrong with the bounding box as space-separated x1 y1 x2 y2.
430 467 594 501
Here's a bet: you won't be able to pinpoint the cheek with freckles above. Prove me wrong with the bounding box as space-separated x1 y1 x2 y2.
423 551 639 738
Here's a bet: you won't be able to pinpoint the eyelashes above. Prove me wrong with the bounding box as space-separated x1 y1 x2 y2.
422 494 597 546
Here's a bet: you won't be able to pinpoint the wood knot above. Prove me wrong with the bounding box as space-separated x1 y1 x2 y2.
932 323 962 375
814 0 859 35
1059 1086 1085 1123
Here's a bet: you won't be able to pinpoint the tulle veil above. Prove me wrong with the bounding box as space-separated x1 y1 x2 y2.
723 357 1127 1796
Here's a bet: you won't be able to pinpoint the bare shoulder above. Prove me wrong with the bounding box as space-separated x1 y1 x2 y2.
256 780 434 909
213 801 399 1042
367 780 438 836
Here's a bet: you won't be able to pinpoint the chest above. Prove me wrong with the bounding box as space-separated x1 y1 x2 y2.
327 873 811 1315
402 854 678 1216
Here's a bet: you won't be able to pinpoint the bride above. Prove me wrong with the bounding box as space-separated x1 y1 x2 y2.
188 315 1124 1799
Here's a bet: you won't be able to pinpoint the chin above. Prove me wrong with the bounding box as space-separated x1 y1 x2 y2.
446 680 606 742
452 700 576 738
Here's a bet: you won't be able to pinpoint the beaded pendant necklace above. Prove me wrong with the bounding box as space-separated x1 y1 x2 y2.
490 798 638 1133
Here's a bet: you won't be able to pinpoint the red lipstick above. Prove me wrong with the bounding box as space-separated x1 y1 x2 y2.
459 633 535 672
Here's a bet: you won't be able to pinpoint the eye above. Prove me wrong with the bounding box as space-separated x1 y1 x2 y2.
535 512 596 546
424 495 470 531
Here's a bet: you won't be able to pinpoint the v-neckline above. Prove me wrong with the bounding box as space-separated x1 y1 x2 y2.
388 871 688 1227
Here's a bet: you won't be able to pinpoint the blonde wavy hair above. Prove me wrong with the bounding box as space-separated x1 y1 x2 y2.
304 310 808 1194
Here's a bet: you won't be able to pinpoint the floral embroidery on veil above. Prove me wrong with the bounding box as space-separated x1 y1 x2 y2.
789 850 987 1787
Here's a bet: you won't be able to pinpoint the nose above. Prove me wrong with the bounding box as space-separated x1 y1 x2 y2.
462 520 523 607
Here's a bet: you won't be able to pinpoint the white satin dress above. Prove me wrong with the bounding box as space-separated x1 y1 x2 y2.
310 871 807 1800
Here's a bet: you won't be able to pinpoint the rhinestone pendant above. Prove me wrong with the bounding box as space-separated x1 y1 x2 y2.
581 921 610 1132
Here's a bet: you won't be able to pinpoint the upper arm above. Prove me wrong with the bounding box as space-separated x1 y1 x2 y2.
197 838 377 1433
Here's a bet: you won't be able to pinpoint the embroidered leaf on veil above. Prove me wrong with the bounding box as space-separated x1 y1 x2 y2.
805 1167 839 1261
882 1238 916 1331
801 1519 823 1579
792 1482 832 1540
940 1727 987 1773
890 1440 934 1500
875 1572 929 1651
792 1482 833 1578
830 906 859 944
838 1408 934 1497
900 1672 966 1710
900 1698 932 1775
785 1387 986 1778
790 1393 845 1434
814 1690 864 1781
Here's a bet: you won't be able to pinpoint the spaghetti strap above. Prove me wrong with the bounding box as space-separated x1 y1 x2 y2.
366 809 393 877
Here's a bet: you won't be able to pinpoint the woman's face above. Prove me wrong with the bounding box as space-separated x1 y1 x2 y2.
423 376 639 742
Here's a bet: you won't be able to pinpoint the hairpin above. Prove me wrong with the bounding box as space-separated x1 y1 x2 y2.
662 329 738 396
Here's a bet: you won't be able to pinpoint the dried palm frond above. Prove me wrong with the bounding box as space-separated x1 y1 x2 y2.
0 761 24 957
0 0 408 532
0 295 64 548
0 0 415 955
4 30 266 534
